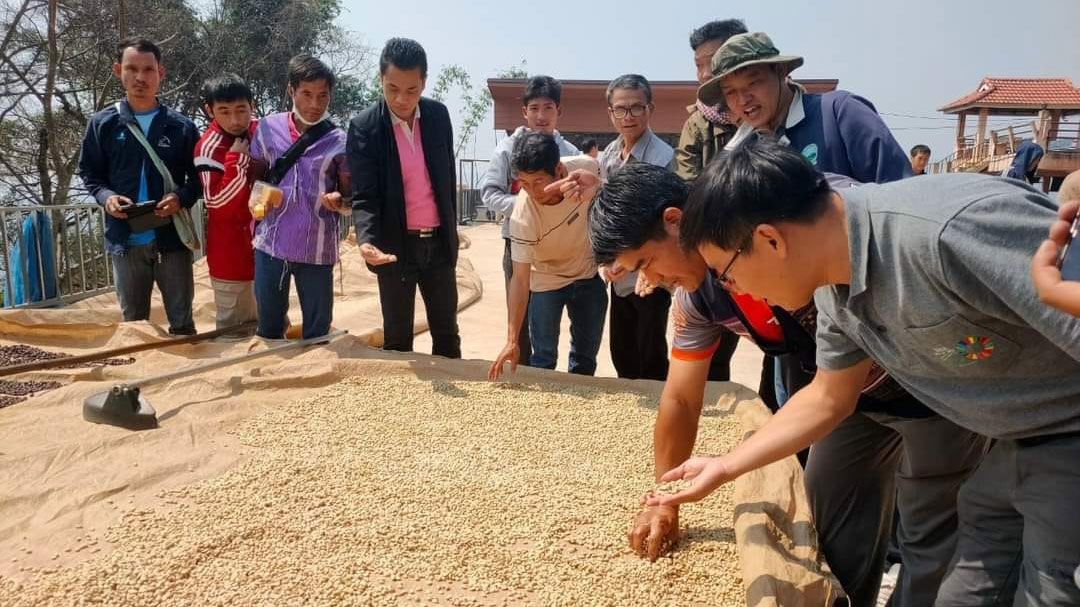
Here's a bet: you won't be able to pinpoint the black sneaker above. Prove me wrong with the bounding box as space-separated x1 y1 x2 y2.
168 326 198 337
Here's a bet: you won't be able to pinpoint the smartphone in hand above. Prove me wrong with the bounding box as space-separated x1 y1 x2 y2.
1057 213 1080 281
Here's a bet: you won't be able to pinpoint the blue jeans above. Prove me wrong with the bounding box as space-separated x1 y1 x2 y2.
527 275 607 375
254 249 332 340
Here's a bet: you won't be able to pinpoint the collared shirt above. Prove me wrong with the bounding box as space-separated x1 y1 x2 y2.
727 87 806 150
598 128 674 181
598 129 675 297
390 105 421 148
815 173 1080 439
389 104 440 230
726 87 911 184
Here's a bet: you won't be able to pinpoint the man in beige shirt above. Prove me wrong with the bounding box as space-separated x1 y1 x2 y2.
488 133 606 379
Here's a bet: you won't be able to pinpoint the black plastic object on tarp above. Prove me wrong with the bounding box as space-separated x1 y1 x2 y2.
83 384 158 431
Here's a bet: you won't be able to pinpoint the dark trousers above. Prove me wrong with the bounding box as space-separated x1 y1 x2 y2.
376 234 461 358
806 412 989 607
111 243 194 335
254 249 332 340
936 435 1080 606
502 238 531 365
609 288 671 380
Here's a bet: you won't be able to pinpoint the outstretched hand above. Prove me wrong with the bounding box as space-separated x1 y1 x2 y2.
642 456 733 508
359 243 397 266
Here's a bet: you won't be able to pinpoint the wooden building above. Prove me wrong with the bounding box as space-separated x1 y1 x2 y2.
936 77 1080 181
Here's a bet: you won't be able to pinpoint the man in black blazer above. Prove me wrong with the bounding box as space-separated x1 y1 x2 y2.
348 38 461 358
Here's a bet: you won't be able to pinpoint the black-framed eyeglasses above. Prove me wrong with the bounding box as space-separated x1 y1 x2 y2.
713 246 744 285
609 104 648 119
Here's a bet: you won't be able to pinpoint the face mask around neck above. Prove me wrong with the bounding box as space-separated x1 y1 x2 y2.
292 102 328 127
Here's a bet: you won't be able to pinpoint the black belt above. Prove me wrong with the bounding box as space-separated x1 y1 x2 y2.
407 228 438 238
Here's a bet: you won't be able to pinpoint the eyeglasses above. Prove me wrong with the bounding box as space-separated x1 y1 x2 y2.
713 246 744 286
609 104 648 119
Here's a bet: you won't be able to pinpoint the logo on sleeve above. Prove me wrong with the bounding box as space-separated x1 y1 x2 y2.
801 143 819 166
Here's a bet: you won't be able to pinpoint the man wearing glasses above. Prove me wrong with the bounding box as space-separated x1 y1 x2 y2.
597 74 676 382
586 162 988 607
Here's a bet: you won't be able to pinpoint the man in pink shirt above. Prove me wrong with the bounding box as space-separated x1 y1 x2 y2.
348 38 461 358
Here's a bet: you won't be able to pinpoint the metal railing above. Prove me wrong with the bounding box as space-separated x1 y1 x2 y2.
1 203 113 308
457 158 497 224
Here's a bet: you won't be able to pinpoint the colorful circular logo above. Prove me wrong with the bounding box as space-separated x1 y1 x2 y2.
955 336 995 361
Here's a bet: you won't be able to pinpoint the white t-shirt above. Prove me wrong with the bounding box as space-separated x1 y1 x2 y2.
509 155 600 292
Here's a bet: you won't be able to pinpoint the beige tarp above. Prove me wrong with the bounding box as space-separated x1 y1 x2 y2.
0 228 842 605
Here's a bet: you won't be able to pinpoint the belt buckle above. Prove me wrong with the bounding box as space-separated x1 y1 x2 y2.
418 229 435 238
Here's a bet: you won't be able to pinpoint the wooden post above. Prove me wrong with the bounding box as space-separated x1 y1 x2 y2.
955 112 967 155
1047 110 1061 143
1036 110 1051 148
1007 126 1017 152
975 109 989 160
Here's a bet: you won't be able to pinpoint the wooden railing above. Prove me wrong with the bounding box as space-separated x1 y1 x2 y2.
932 122 1080 175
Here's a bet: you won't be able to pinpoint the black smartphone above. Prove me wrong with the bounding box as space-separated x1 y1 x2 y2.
1057 213 1080 281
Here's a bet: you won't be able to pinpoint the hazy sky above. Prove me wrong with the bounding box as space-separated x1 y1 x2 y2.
339 0 1080 162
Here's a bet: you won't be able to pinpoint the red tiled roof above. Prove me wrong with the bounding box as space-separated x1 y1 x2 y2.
940 78 1080 113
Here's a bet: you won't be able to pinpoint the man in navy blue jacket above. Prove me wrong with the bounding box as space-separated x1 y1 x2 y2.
699 32 912 184
78 38 201 335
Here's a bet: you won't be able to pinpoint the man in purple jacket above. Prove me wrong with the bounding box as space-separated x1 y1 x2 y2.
250 54 349 340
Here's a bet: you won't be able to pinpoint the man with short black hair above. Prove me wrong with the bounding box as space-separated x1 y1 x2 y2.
676 17 748 386
597 74 676 381
580 138 599 159
652 137 1080 606
194 73 259 334
249 54 349 341
677 18 747 182
589 160 987 606
78 37 201 335
350 38 461 358
481 75 579 366
910 144 931 175
488 133 604 379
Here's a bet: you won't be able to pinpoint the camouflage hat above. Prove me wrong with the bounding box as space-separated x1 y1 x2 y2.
697 32 804 108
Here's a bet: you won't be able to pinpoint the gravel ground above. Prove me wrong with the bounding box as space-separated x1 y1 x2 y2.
0 375 746 606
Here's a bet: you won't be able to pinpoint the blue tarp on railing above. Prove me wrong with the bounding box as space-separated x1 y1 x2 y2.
4 210 58 306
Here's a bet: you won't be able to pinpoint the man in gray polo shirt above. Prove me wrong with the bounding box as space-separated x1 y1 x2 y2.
648 137 1080 605
598 74 677 381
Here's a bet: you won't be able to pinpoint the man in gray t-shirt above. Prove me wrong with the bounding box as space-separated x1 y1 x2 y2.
646 138 1080 606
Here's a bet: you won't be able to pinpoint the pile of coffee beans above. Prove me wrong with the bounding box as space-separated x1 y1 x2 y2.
0 345 135 369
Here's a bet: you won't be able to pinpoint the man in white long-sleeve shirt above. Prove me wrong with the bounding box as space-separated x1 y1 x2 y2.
480 75 579 365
